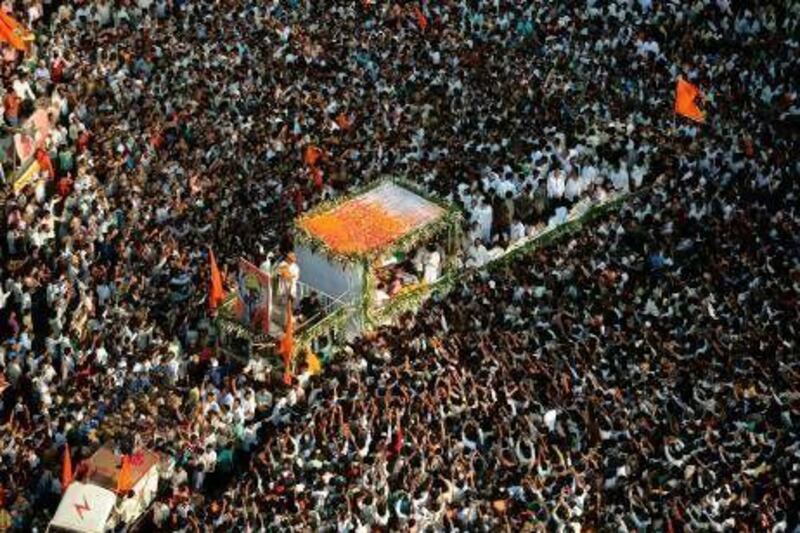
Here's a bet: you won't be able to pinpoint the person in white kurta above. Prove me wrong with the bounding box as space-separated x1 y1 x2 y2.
580 163 599 190
631 164 647 189
423 248 441 284
610 162 630 192
564 174 583 203
471 200 493 244
509 219 526 244
547 170 566 200
277 253 300 302
466 240 490 268
116 491 141 526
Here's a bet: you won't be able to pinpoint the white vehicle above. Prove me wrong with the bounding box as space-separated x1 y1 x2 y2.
48 483 118 533
48 447 161 533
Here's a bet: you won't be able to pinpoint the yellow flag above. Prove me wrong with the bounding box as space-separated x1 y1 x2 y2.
306 349 322 375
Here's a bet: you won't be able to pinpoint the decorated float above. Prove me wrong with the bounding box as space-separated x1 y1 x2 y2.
216 179 462 364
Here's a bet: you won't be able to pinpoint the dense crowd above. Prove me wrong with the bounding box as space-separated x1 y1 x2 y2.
0 0 798 531
240 160 798 531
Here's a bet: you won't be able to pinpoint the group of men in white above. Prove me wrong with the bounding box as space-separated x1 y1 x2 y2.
460 136 649 269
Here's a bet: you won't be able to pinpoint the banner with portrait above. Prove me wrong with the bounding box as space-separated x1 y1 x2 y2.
236 258 272 335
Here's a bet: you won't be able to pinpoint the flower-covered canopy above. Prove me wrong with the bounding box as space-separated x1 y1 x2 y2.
297 182 446 256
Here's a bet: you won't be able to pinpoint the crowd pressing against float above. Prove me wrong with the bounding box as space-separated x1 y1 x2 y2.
0 1 798 531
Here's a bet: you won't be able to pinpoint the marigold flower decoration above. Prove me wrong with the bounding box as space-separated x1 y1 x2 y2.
299 200 417 255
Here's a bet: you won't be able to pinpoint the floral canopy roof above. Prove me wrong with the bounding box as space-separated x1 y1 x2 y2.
297 182 446 256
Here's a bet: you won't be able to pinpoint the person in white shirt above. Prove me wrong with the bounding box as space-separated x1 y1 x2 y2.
564 173 583 203
580 162 599 190
411 247 427 275
97 282 112 308
547 169 566 202
471 199 493 244
201 445 217 473
277 253 300 302
152 500 170 529
422 245 441 284
114 5 131 26
12 78 36 101
116 491 140 526
610 162 630 192
495 171 517 198
466 239 490 268
0 285 9 311
509 218 526 244
631 164 647 189
95 0 112 27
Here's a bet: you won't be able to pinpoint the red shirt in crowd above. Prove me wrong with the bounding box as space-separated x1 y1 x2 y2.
57 175 74 198
3 92 20 121
51 57 65 83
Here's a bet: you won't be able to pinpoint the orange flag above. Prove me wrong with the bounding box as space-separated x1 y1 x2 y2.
116 455 134 493
61 444 74 489
304 145 322 167
279 306 295 379
0 10 32 52
413 7 428 31
335 112 352 131
208 248 226 310
674 78 705 123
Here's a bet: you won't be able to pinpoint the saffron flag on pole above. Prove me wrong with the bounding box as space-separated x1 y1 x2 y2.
0 10 32 52
61 444 74 489
674 78 705 123
208 248 226 311
335 112 352 130
279 306 295 384
116 455 133 493
413 6 428 31
306 348 322 376
304 145 322 167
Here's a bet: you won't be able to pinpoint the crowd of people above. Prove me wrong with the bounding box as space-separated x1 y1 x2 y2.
0 0 798 531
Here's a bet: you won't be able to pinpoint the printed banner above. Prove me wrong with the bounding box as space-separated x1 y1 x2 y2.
28 108 51 146
13 159 40 193
236 258 272 335
14 132 34 161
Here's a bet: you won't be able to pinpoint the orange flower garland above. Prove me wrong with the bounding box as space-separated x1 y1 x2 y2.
299 200 418 255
